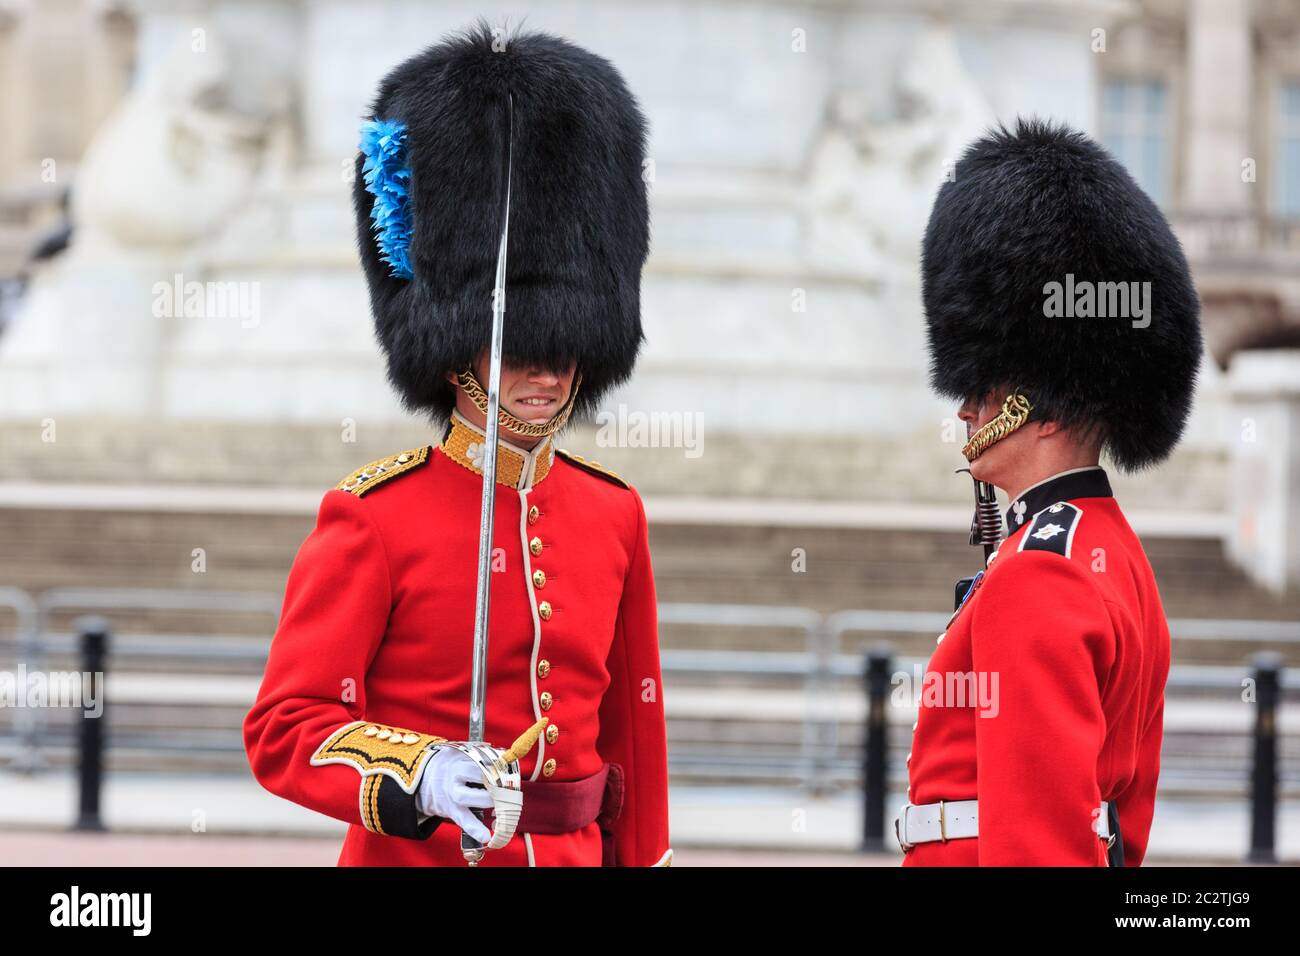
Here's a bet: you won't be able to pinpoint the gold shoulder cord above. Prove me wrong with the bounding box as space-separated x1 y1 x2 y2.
457 368 583 438
962 391 1032 462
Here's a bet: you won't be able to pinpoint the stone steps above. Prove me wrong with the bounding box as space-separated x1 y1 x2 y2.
0 494 1295 787
1 500 1297 660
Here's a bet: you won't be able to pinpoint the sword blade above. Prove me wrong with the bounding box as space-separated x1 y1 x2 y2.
468 94 514 745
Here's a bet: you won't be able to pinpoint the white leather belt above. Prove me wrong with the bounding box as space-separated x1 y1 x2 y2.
895 799 1112 851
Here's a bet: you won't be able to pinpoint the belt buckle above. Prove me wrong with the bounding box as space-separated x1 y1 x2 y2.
1101 801 1116 848
894 805 913 852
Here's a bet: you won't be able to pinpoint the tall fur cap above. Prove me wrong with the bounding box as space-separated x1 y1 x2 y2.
921 117 1202 471
353 22 650 420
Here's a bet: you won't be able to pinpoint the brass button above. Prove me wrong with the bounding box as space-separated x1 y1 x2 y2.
538 600 552 621
533 569 546 588
363 726 379 736
528 505 539 525
539 691 553 711
542 758 556 777
529 536 543 556
401 733 419 744
537 659 551 679
375 728 392 740
545 724 559 744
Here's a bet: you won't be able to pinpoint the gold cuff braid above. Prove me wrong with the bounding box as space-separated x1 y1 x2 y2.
457 368 582 438
962 392 1033 462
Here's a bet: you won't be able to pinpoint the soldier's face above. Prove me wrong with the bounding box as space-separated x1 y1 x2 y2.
452 352 578 444
493 356 577 426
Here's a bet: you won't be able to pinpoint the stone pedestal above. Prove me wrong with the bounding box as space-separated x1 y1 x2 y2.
1225 350 1300 593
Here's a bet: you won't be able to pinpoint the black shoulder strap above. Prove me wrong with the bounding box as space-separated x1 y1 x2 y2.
1017 501 1082 558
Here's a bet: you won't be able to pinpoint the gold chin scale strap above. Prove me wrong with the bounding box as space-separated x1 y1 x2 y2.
962 391 1033 462
457 368 582 439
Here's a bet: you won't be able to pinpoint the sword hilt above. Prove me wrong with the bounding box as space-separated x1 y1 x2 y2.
450 718 548 864
956 467 1002 562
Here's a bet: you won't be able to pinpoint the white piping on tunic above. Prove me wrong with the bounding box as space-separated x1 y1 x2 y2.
518 487 546 782
517 488 548 869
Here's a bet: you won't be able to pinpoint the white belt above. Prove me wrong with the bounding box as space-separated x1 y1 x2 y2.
895 799 1112 851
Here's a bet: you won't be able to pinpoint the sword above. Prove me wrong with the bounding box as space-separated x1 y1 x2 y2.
952 410 1003 614
950 469 1000 615
462 93 515 865
963 471 1002 564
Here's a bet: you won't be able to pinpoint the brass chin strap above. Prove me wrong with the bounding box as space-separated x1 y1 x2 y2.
961 391 1033 462
457 368 582 439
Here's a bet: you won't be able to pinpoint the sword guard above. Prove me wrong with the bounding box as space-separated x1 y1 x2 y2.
438 718 548 862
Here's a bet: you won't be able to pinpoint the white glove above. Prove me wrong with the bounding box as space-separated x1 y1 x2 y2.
415 747 494 843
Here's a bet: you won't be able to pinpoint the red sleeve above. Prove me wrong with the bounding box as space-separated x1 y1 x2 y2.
243 489 445 840
969 551 1115 865
595 486 672 866
1112 696 1163 866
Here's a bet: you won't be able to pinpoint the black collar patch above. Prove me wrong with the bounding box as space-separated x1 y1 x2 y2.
1006 467 1111 533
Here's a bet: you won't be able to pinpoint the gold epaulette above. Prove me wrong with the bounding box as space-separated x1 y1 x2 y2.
555 449 630 489
335 446 430 497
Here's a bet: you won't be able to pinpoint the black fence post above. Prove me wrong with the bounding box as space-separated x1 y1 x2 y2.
73 616 109 833
1247 651 1282 864
862 644 893 852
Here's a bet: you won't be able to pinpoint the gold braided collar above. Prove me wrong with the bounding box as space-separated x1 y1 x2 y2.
962 391 1033 462
440 410 556 490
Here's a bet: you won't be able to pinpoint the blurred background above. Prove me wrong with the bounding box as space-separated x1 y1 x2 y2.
0 0 1297 866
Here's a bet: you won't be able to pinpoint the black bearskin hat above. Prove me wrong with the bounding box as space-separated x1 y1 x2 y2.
922 118 1202 471
352 22 650 421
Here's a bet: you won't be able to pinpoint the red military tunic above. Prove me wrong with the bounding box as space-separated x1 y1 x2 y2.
902 466 1169 866
243 410 672 866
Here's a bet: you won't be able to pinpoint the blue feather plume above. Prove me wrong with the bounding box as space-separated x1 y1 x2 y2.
359 118 413 280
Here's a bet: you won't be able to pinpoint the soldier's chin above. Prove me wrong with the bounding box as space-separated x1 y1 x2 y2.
499 403 551 424
511 407 556 426
967 444 1002 485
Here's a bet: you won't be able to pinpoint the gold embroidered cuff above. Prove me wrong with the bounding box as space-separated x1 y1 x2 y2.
311 721 449 839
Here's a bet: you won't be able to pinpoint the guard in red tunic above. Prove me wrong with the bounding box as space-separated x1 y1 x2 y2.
897 119 1202 866
243 24 671 867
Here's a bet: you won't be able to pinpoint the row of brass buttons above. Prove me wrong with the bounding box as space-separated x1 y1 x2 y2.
529 501 557 777
363 725 420 744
